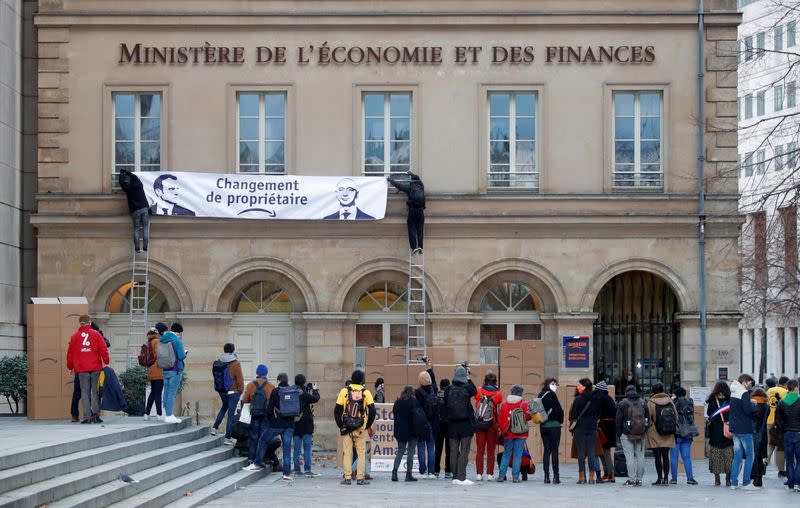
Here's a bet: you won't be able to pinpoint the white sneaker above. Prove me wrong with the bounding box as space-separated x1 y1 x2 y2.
487 474 495 481
157 415 165 421
210 428 218 436
453 479 461 485
223 438 235 446
741 483 759 491
243 463 264 472
729 485 739 490
476 474 483 481
143 415 149 421
164 415 181 424
460 479 474 486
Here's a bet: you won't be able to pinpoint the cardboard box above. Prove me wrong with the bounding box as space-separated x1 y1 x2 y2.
523 369 544 389
384 365 408 385
365 367 386 383
522 342 545 369
387 348 408 364
427 347 454 364
383 384 405 401
500 367 523 385
408 364 428 385
365 347 388 367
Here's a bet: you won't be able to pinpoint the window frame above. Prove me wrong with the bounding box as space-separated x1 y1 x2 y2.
609 88 665 190
745 35 754 61
745 93 753 119
227 84 295 174
486 90 540 191
103 84 170 191
756 90 766 116
356 88 416 177
788 81 797 108
235 91 288 174
774 84 784 112
744 151 754 177
756 149 766 174
789 21 797 48
776 144 784 171
775 25 784 51
756 31 766 58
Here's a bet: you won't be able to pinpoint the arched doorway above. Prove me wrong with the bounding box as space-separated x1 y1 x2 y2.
593 271 680 397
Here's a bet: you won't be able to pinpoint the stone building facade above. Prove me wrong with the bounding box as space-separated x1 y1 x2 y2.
30 0 741 444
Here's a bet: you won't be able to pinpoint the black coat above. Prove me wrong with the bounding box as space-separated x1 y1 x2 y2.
595 390 617 448
537 388 564 424
100 367 128 412
443 379 477 439
569 390 600 433
294 384 320 436
706 396 733 448
752 402 769 459
393 397 420 443
118 171 149 213
414 368 438 431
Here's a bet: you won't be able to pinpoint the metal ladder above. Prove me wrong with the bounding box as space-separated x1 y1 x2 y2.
126 247 150 367
406 249 427 363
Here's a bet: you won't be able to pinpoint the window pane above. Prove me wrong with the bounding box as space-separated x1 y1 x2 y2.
614 92 634 116
140 118 160 141
390 142 410 164
264 93 285 116
490 141 510 163
364 93 384 117
239 118 258 140
115 164 134 174
115 142 134 164
391 118 410 141
364 142 384 164
265 118 285 140
640 93 661 116
265 142 285 164
140 142 160 165
515 141 536 166
489 93 510 116
775 85 784 111
515 323 542 340
615 141 634 163
114 94 135 117
789 21 797 47
239 142 259 164
390 93 410 117
480 324 506 346
365 118 384 141
515 93 536 117
140 94 160 117
615 118 634 140
264 164 285 174
389 325 407 348
640 117 660 139
239 164 259 173
115 118 134 141
490 118 510 141
239 93 259 116
775 26 784 51
641 141 661 163
391 164 410 174
516 117 535 140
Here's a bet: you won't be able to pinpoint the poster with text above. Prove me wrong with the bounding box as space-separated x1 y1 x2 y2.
370 403 419 472
562 336 590 369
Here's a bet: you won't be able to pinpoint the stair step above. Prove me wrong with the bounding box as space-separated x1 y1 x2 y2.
0 425 207 494
165 468 264 508
106 456 254 508
0 434 221 508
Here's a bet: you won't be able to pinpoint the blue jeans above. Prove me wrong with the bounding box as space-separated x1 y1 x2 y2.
785 431 800 489
293 433 313 473
257 426 294 476
352 442 372 475
213 391 241 439
670 436 694 480
162 370 182 417
499 437 525 480
731 433 754 487
249 416 267 463
417 426 436 474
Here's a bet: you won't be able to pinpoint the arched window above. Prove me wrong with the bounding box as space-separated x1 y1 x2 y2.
107 282 170 313
234 281 293 312
478 282 542 364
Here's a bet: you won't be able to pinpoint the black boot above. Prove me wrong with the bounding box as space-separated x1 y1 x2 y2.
405 472 418 482
553 469 561 484
391 470 398 482
544 470 551 484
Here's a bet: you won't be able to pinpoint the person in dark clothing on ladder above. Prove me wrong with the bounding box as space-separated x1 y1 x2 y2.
387 172 425 253
118 169 151 252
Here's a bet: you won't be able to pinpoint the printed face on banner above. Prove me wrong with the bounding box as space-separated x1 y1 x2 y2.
134 171 388 220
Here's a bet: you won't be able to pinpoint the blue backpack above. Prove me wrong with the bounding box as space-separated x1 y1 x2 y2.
250 382 269 417
212 360 234 393
277 385 301 420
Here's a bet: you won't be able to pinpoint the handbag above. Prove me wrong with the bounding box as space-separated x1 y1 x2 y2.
568 398 592 434
768 424 783 448
239 402 252 425
723 421 732 440
597 428 608 446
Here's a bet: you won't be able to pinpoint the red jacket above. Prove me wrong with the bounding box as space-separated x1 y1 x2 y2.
474 386 504 427
498 395 532 439
67 325 110 373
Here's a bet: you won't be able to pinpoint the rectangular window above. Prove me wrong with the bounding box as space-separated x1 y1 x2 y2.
775 25 784 51
745 36 754 60
788 81 797 108
488 92 538 189
781 205 798 286
756 31 766 57
237 92 286 173
745 94 753 119
744 151 754 177
612 91 663 188
757 90 766 116
754 211 767 289
789 21 797 47
362 92 411 176
775 84 784 111
789 141 798 168
756 149 766 174
776 144 784 171
112 92 161 182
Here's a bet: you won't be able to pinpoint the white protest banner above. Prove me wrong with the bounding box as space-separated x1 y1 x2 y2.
370 403 419 472
134 171 388 220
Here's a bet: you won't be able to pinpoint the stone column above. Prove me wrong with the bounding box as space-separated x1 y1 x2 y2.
753 328 764 380
741 328 753 376
766 327 783 378
554 313 598 383
787 327 799 377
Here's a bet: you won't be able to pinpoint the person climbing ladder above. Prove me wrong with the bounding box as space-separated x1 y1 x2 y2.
387 172 425 253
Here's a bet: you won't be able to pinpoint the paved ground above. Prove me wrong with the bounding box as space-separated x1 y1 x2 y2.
204 456 799 508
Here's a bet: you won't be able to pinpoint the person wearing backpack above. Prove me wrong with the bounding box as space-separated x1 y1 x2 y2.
211 343 244 445
387 171 425 253
645 382 677 486
293 374 321 477
434 378 452 479
729 374 758 490
595 381 617 483
334 369 376 485
242 364 276 471
538 378 564 484
669 386 698 485
144 328 163 421
615 384 650 487
705 380 733 487
568 378 600 484
392 385 420 482
749 387 769 487
767 376 789 478
157 322 188 424
775 378 800 492
414 360 439 479
496 384 532 483
443 365 478 485
259 373 299 482
473 371 503 481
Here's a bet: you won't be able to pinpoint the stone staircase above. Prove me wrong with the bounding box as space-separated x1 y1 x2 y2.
0 418 262 508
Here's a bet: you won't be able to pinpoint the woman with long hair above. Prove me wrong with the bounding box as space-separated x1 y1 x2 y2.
569 378 600 484
538 377 564 484
392 385 419 482
706 380 733 486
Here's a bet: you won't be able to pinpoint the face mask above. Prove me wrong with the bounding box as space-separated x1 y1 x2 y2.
550 383 558 392
626 376 632 381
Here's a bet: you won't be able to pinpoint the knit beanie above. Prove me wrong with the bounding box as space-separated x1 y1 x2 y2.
595 381 609 392
511 384 524 396
453 366 468 383
256 364 268 377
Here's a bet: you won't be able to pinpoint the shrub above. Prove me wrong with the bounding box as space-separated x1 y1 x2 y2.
0 354 27 414
119 365 147 415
